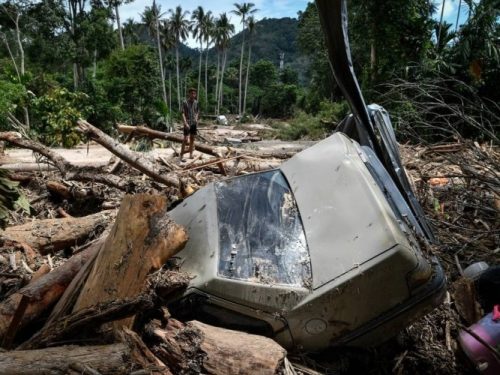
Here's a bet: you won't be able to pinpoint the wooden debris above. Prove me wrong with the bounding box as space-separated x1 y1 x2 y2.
0 343 132 374
77 120 180 188
0 240 103 345
1 211 112 255
20 294 154 350
29 264 50 284
72 194 188 329
119 328 171 375
116 124 221 158
0 132 128 190
151 319 287 375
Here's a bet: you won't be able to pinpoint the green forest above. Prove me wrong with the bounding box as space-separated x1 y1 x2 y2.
0 0 499 147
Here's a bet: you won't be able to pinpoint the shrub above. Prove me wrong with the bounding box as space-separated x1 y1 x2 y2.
32 88 91 147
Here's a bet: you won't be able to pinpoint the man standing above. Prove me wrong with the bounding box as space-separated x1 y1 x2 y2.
180 88 199 160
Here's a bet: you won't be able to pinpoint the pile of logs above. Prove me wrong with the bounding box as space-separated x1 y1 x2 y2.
0 194 289 374
0 121 296 374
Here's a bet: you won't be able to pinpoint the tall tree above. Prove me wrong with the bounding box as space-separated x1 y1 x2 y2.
0 1 25 77
453 0 500 83
213 13 234 114
105 0 134 50
202 12 214 109
83 4 116 79
348 0 435 85
455 0 462 30
103 45 162 125
242 15 256 115
141 1 168 109
122 18 138 45
437 0 446 47
232 2 257 116
160 20 175 112
168 5 191 110
0 0 29 128
191 6 205 98
66 0 88 90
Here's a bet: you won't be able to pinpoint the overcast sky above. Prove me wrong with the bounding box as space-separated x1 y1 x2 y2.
120 0 470 48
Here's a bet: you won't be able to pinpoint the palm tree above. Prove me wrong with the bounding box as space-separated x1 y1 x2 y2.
202 12 214 109
179 56 192 99
242 16 256 115
191 6 205 98
160 20 175 111
455 0 462 30
437 0 446 47
169 6 191 110
141 1 168 107
435 21 455 53
213 13 235 114
232 2 257 116
106 0 135 50
163 54 176 113
123 18 139 45
453 0 500 79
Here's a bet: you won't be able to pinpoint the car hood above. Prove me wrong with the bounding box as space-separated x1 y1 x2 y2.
281 133 411 289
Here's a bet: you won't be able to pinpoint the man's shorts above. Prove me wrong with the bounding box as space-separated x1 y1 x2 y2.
183 123 197 137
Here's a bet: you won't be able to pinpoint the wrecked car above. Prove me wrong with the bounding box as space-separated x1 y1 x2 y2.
167 0 446 351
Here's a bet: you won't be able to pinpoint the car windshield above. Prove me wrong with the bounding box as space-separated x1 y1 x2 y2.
215 170 311 288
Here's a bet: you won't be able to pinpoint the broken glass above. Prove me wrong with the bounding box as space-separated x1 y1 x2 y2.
215 170 311 287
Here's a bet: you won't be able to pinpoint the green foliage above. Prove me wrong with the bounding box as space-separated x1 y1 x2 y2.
277 111 324 140
450 0 500 102
32 88 90 147
250 59 278 89
0 80 26 129
317 100 350 124
276 100 350 140
0 169 29 229
102 45 161 125
348 0 434 86
79 78 121 133
261 83 298 118
297 4 336 101
280 66 299 85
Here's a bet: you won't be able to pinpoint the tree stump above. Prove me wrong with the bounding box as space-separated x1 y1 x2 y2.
72 194 188 329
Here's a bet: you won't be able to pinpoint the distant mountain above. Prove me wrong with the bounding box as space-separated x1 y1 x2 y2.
226 17 299 67
133 17 307 81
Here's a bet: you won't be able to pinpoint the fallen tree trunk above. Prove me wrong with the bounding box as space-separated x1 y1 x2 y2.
0 343 132 374
77 120 180 188
0 163 57 172
151 319 287 375
1 211 112 254
0 240 103 346
117 124 221 157
0 132 129 190
72 194 188 329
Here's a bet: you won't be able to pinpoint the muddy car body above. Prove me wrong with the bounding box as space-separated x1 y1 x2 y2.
167 0 446 351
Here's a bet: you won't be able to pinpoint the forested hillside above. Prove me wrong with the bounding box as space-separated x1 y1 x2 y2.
1 0 498 145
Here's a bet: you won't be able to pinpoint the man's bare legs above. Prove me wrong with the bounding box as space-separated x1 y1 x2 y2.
189 134 195 158
180 136 188 160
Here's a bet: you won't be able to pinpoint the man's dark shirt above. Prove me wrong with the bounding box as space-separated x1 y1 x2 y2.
183 99 199 136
